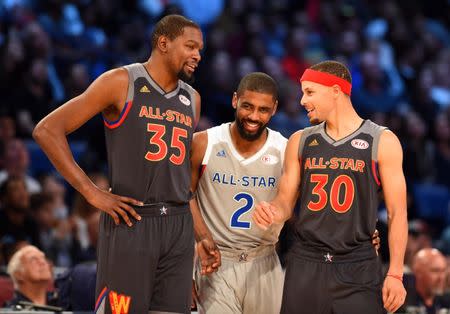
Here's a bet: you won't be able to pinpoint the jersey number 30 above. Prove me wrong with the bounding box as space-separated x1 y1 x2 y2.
230 192 254 229
308 174 355 213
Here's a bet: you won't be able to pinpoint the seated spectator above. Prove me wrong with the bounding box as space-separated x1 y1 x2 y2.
352 50 403 115
0 138 41 194
6 245 58 307
404 220 432 273
55 261 96 311
0 176 40 249
31 193 73 267
71 172 107 264
398 248 450 313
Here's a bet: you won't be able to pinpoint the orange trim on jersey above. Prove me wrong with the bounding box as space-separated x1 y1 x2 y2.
103 101 133 129
95 286 108 312
372 160 381 186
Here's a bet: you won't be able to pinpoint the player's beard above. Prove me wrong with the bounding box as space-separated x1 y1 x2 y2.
177 68 195 85
235 113 267 141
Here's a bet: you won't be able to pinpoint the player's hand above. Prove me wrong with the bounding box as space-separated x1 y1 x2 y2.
382 275 406 313
191 280 198 309
197 237 221 275
86 187 143 226
371 229 381 254
253 201 277 230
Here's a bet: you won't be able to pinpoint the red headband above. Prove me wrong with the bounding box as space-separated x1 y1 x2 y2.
300 69 352 96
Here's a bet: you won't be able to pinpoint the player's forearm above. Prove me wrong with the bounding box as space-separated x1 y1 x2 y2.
189 198 213 242
387 208 408 275
272 193 295 223
33 122 96 198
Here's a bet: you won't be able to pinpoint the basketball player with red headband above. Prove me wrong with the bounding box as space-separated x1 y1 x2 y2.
253 60 407 313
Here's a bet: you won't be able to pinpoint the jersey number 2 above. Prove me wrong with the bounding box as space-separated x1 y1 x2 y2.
308 174 355 213
230 192 254 229
145 123 187 165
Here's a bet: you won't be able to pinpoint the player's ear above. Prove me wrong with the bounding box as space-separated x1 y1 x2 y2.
232 92 238 109
157 35 169 53
332 84 341 98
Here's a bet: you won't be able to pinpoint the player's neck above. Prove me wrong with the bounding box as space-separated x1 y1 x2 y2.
144 57 179 93
229 122 268 158
324 100 363 141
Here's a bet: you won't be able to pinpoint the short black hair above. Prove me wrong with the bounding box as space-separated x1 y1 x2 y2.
236 72 278 101
0 176 24 199
151 14 200 49
30 193 54 211
310 60 352 84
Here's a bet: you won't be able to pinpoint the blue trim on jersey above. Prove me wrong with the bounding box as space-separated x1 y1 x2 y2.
102 101 130 125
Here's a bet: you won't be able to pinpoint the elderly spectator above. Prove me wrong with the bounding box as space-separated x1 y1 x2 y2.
399 248 450 313
6 245 57 307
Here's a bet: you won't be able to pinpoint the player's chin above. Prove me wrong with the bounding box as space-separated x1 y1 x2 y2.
309 117 321 125
178 69 195 84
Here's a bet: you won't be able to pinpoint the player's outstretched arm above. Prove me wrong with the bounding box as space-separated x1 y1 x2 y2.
190 131 221 274
253 131 302 229
33 69 142 226
378 130 407 313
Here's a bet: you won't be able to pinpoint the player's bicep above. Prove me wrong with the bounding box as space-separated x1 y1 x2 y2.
193 90 201 129
37 69 127 135
277 131 302 207
378 131 407 216
190 131 207 192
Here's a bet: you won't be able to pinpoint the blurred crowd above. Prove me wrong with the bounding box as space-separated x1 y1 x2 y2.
0 0 449 312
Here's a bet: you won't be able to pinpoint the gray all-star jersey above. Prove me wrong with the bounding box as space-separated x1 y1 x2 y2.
103 63 196 204
295 120 386 253
196 123 287 253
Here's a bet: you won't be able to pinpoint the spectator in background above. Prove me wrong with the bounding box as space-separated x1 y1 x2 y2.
404 220 433 273
70 172 107 264
352 50 403 115
0 138 41 193
0 113 16 145
401 111 434 185
39 174 68 220
281 26 309 82
6 245 57 307
399 248 450 313
432 112 450 187
14 58 53 137
31 193 73 267
0 177 40 250
269 80 309 138
411 68 440 127
0 36 26 111
430 52 450 111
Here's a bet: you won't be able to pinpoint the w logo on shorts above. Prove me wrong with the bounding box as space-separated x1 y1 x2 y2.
95 287 132 314
109 290 131 314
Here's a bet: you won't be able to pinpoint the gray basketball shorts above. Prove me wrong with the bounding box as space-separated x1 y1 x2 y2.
194 245 284 314
95 203 195 314
281 243 385 314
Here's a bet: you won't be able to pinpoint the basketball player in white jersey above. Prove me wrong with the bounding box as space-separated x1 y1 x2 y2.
190 72 286 314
